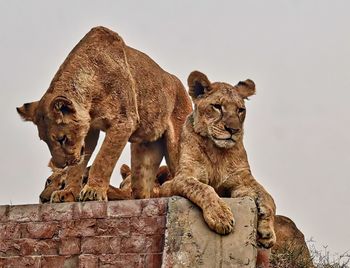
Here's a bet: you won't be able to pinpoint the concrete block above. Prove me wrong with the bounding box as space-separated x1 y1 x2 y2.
162 197 257 268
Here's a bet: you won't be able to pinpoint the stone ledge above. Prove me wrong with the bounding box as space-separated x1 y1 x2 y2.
162 197 257 268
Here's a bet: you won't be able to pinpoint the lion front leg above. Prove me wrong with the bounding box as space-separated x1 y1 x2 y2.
80 125 133 201
50 164 85 203
255 196 276 249
173 176 235 235
231 182 276 249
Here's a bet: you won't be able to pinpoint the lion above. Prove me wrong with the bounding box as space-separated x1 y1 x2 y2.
161 71 276 249
119 164 172 198
271 215 314 267
40 164 172 203
17 26 192 202
39 168 72 203
257 215 314 267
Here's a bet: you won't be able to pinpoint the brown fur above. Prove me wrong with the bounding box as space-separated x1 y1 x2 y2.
162 71 276 248
119 164 172 198
17 26 192 202
271 215 314 267
39 168 71 203
40 164 172 203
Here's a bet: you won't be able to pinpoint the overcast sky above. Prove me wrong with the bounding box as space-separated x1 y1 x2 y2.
0 0 349 254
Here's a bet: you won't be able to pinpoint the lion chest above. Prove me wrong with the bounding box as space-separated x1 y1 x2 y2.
206 162 230 191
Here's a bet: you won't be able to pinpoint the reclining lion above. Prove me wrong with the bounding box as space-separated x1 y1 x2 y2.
161 71 276 248
40 164 172 203
17 26 192 202
271 215 314 267
258 215 314 267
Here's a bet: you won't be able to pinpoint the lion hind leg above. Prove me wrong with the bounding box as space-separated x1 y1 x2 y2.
131 139 164 199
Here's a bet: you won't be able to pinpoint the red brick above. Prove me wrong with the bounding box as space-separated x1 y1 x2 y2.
74 201 107 219
0 222 21 239
98 254 143 268
1 256 41 267
8 205 40 222
41 255 65 268
41 255 78 268
0 205 8 222
19 238 58 256
145 253 163 268
107 200 142 218
130 216 166 235
257 248 270 268
79 254 98 268
120 234 164 254
142 198 167 216
59 219 96 237
59 237 81 255
81 236 120 254
96 218 130 236
147 235 164 253
20 222 58 239
0 240 21 257
120 234 148 253
40 202 74 221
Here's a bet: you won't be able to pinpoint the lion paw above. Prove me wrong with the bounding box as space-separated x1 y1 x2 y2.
257 220 276 249
203 199 235 235
79 185 108 201
50 190 76 203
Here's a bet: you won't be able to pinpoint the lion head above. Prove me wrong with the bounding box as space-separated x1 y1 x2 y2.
39 168 67 203
187 71 255 148
17 94 90 168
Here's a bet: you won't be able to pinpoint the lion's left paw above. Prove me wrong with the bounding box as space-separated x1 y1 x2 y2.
257 220 276 249
203 199 235 235
79 185 108 201
50 190 76 203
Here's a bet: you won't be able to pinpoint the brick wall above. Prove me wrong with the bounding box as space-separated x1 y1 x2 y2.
0 199 166 267
0 197 258 268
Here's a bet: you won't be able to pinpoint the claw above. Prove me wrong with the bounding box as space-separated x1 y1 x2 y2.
79 185 108 202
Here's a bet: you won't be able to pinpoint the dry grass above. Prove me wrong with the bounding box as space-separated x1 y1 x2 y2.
270 239 350 268
308 239 350 268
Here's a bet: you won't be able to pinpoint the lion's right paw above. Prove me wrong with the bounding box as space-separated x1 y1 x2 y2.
50 190 76 203
79 185 108 201
203 200 235 235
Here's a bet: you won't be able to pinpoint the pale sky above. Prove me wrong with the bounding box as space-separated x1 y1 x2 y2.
0 0 349 255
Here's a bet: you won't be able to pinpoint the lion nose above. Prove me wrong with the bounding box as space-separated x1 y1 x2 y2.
39 195 50 203
224 126 239 135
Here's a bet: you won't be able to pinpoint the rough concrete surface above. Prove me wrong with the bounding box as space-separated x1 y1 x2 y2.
162 197 258 268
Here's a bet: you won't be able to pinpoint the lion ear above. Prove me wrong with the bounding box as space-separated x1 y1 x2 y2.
235 79 256 99
120 164 131 180
188 71 212 99
51 96 76 117
16 101 39 122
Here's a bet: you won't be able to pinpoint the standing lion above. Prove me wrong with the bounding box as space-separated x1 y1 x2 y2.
17 26 192 202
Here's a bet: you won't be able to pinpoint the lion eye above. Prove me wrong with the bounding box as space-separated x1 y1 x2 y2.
46 178 52 186
237 107 246 114
59 181 66 190
212 104 222 112
57 135 67 146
